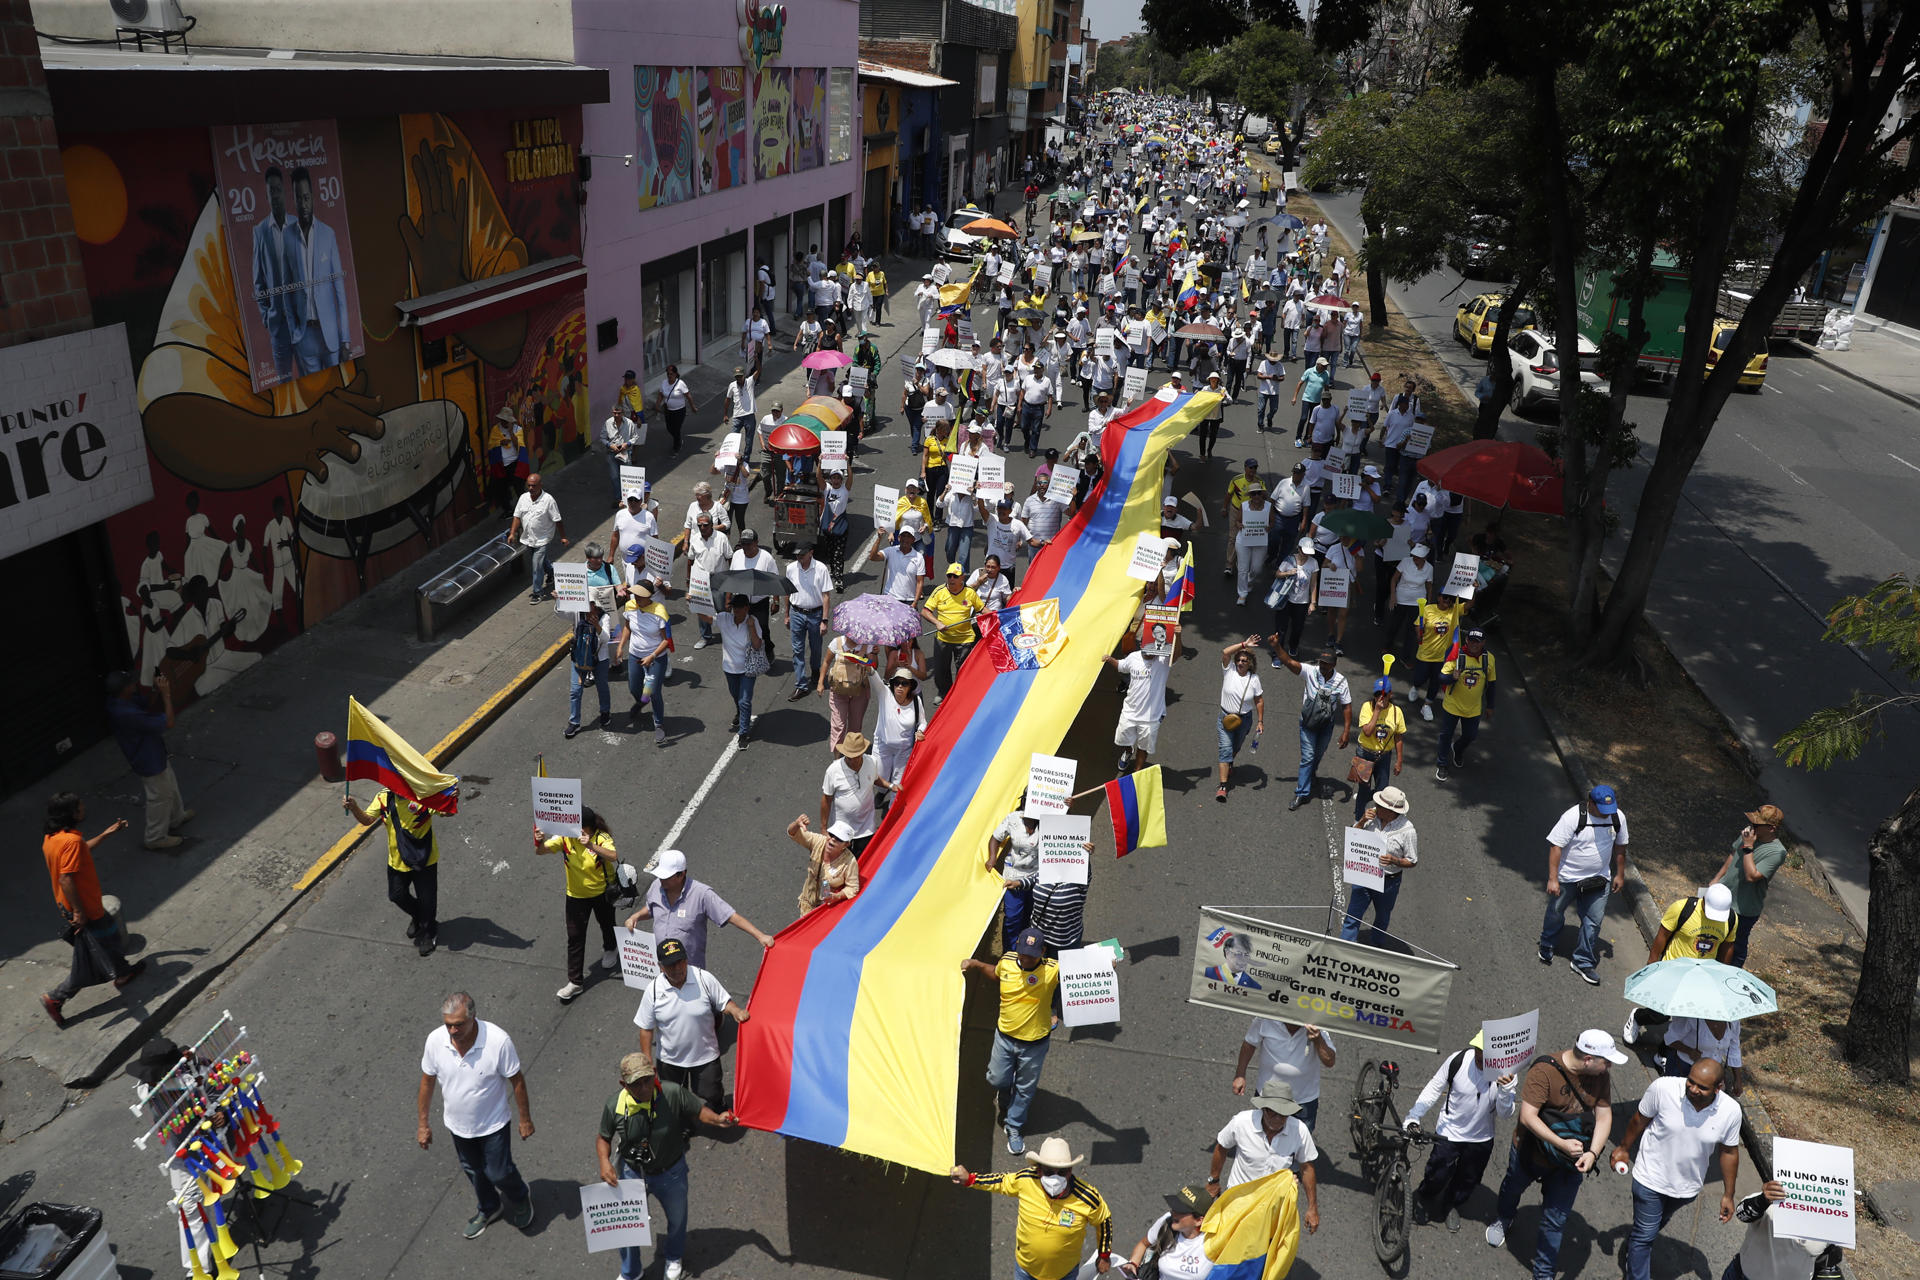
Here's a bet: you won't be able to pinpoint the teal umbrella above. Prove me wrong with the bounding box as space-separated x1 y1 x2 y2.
1318 508 1394 542
1622 959 1777 1020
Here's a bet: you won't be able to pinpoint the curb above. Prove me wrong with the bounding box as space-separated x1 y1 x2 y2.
1796 340 1920 414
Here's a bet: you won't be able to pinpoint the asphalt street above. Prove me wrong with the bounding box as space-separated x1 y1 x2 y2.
1311 188 1919 926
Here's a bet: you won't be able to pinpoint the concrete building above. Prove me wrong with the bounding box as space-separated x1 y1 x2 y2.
860 0 1018 210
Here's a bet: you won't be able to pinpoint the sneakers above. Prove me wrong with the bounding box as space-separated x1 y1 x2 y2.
145 835 183 850
564 723 581 739
1419 702 1434 722
693 637 710 650
506 1198 534 1230
654 725 668 747
1235 595 1247 606
462 1211 491 1240
1571 961 1600 986
1288 796 1306 811
1452 744 1466 767
1537 945 1553 966
664 1262 686 1280
1621 1012 1640 1046
1435 766 1449 781
1216 785 1229 803
788 688 809 702
40 994 66 1028
1005 1127 1025 1156
1485 1219 1508 1248
602 950 620 972
112 960 148 990
1446 1208 1462 1233
556 981 586 1002
597 711 612 729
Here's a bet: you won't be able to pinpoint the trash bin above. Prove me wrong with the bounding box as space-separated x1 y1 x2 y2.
0 1204 115 1280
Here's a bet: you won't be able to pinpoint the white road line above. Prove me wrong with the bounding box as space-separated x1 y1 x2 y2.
654 732 742 858
1890 452 1920 476
1766 384 1782 394
1817 383 1835 394
1787 366 1803 376
1732 433 1808 486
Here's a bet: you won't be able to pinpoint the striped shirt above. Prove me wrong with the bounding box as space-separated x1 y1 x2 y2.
971 1167 1113 1280
1029 880 1087 950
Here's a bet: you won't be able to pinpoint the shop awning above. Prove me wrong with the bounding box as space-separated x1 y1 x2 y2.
858 60 958 89
394 257 587 340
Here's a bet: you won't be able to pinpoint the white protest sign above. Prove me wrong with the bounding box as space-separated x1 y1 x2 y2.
997 259 1016 286
1403 424 1433 457
1443 553 1481 599
1058 946 1121 1027
899 352 918 379
580 1180 651 1252
1045 465 1081 505
1346 390 1371 417
1479 1009 1540 1075
644 536 675 583
976 453 1007 501
1342 825 1387 892
619 465 648 499
1025 753 1078 817
1123 366 1148 403
1096 327 1117 358
1329 473 1362 500
847 365 870 394
532 776 584 839
1772 1138 1856 1248
1099 273 1120 296
551 563 590 613
922 326 941 355
612 927 659 989
687 564 715 612
1125 267 1141 291
1318 568 1351 609
957 315 975 344
819 430 849 471
873 485 899 529
1037 814 1092 885
1126 531 1169 581
715 432 742 470
931 262 952 285
949 454 979 496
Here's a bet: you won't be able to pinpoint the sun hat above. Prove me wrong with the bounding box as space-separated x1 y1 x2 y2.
1373 786 1410 814
837 732 871 757
1028 1135 1086 1168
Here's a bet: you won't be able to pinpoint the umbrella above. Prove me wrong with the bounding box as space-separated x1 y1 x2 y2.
1309 293 1348 308
927 348 973 370
1174 323 1225 339
832 593 922 647
1268 213 1305 230
962 217 1020 240
712 568 795 600
1144 140 1165 151
1318 508 1394 541
1416 440 1565 515
1071 229 1103 243
1056 188 1087 202
1222 215 1250 229
801 350 852 370
1622 959 1777 1020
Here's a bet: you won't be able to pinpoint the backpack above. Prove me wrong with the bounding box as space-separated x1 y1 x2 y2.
827 651 869 697
1573 811 1623 836
1523 1054 1598 1170
571 616 599 671
1301 671 1340 730
383 801 434 871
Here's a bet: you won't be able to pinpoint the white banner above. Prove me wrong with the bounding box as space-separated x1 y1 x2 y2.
1122 366 1148 403
847 365 870 393
1127 531 1169 581
532 776 584 838
1772 1137 1856 1248
580 1180 652 1252
715 431 742 470
976 454 1007 501
819 430 849 471
931 262 952 285
613 926 659 989
949 454 979 496
551 563 590 613
644 536 675 583
1479 1009 1539 1075
1059 946 1120 1027
997 259 1016 285
1045 465 1080 506
922 326 941 355
1038 814 1092 885
1402 425 1432 457
688 563 714 612
619 464 649 498
1342 826 1387 892
1329 473 1361 500
1318 568 1350 610
1443 553 1481 599
1096 327 1117 358
1025 753 1077 816
873 484 899 529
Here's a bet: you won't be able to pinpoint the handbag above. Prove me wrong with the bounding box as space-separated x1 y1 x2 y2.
1222 713 1243 732
1525 1054 1599 1169
1346 756 1375 784
743 644 771 677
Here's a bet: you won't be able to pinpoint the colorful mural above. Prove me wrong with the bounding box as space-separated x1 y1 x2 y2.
63 108 585 709
754 65 793 180
792 67 826 174
635 66 697 210
697 66 750 195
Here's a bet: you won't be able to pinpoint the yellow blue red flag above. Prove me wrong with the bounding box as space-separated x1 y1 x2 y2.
1203 1169 1302 1279
345 696 459 814
1103 764 1166 855
974 599 1065 671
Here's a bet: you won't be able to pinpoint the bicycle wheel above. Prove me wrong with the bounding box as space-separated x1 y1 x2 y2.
1372 1152 1412 1267
1350 1058 1383 1155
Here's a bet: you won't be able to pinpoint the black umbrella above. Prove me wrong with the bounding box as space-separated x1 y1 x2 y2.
712 569 794 599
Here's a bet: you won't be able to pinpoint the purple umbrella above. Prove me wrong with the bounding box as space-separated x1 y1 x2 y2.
833 593 922 647
801 350 853 370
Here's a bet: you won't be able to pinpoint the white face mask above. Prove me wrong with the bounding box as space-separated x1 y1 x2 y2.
1040 1173 1070 1197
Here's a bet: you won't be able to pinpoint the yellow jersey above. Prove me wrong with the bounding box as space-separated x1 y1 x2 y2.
996 952 1058 1041
369 790 438 872
1415 601 1466 663
972 1168 1113 1280
1357 701 1406 754
543 829 616 898
1440 652 1496 717
923 585 984 644
1659 897 1738 961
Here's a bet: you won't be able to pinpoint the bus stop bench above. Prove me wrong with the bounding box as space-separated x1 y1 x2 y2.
415 533 524 641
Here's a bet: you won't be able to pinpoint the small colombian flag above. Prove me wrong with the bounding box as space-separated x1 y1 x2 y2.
1104 764 1167 856
346 696 460 814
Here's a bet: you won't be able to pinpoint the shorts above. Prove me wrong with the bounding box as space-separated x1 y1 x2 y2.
1114 716 1160 753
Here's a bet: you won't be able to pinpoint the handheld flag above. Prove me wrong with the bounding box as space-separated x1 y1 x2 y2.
1202 1169 1302 1279
1161 542 1196 612
974 599 1065 672
1178 263 1201 311
1104 764 1166 855
937 274 974 317
345 696 460 814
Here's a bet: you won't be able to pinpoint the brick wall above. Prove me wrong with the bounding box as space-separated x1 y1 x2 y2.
0 0 92 349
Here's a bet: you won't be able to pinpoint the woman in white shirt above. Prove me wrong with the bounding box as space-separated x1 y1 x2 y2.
793 315 822 354
1120 1189 1213 1280
1267 537 1319 662
1231 484 1274 605
715 595 765 743
654 365 691 453
870 668 927 787
1319 536 1362 654
1216 639 1266 802
967 556 1012 612
987 807 1043 948
1386 539 1433 653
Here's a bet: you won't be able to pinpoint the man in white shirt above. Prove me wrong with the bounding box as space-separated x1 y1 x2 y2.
1255 347 1286 432
1540 783 1631 981
726 527 780 650
980 499 1036 582
1017 370 1053 457
633 936 749 1111
722 368 757 462
508 473 565 602
1404 1029 1519 1232
916 273 940 328
1101 633 1180 773
613 488 657 569
1208 1084 1321 1234
682 510 731 648
599 407 640 506
784 543 834 701
1020 472 1067 546
1611 1062 1744 1280
1233 1018 1338 1133
820 731 889 853
1274 646 1352 811
417 992 535 1237
868 527 926 605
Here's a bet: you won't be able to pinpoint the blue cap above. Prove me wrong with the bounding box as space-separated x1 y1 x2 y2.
1372 676 1392 694
1589 784 1618 815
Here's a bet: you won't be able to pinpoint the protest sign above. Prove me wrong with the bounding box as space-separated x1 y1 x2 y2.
1342 826 1387 892
1381 521 1414 563
1479 1009 1540 1075
948 454 979 496
580 1180 651 1252
1123 366 1149 403
976 454 1007 501
873 485 899 530
1329 473 1361 500
819 430 849 471
997 259 1016 285
1772 1138 1856 1248
1096 327 1117 358
612 927 659 989
957 315 974 344
1059 947 1121 1027
1125 267 1140 292
922 326 941 355
1025 753 1078 816
1138 604 1180 657
619 465 648 499
1318 568 1351 609
1127 531 1170 581
688 564 714 612
1045 465 1081 505
532 776 584 838
931 262 951 285
1038 815 1092 885
847 365 870 393
644 536 675 582
551 563 589 613
1403 424 1433 457
1443 554 1481 599
715 432 742 470
899 351 918 378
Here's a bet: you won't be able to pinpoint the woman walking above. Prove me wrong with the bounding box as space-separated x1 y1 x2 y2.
535 805 620 1002
788 814 860 914
1350 675 1405 821
717 594 766 746
654 365 690 453
1216 638 1266 802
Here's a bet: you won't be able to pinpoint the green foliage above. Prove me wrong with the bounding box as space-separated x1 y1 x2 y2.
1777 576 1920 769
1232 25 1330 122
1534 387 1641 472
1089 32 1188 94
1140 0 1303 58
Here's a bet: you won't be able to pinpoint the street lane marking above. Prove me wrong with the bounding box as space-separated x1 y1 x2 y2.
1890 452 1920 475
1732 433 1808 486
1817 383 1835 394
1787 367 1803 376
1766 384 1782 394
654 731 743 859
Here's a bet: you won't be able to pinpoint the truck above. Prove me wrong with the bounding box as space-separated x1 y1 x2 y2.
1576 253 1769 390
1717 278 1827 344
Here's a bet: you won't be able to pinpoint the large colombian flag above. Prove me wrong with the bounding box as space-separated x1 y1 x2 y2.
733 390 1217 1173
345 696 460 815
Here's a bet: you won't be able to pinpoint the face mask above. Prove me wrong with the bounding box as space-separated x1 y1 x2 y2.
1040 1174 1070 1197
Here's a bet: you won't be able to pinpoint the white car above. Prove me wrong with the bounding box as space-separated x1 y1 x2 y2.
942 206 992 260
1505 329 1605 411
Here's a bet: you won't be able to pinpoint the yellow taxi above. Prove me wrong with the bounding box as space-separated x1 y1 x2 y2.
1264 137 1283 156
1707 319 1768 389
1454 292 1538 356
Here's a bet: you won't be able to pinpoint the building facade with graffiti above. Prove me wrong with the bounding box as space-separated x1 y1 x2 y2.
575 0 862 400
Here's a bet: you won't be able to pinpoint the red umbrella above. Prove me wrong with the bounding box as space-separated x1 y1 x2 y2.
1309 293 1349 309
1416 439 1564 514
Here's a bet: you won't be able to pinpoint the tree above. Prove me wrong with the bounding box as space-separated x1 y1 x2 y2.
1140 0 1303 57
1775 575 1920 1086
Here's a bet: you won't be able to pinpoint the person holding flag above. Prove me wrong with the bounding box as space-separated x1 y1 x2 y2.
342 696 459 956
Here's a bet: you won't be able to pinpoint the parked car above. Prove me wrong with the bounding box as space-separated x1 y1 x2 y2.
1707 319 1770 390
1454 292 1539 355
943 206 991 260
1505 329 1605 411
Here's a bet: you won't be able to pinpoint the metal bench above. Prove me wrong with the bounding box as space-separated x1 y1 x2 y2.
415 533 524 640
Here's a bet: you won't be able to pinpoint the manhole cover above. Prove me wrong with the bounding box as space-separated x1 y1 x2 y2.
436 672 476 687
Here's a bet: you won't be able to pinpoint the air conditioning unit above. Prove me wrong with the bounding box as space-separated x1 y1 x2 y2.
109 0 191 34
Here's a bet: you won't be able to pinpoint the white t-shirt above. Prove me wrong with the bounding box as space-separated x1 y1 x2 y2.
993 812 1043 881
1392 557 1432 607
1215 1109 1319 1187
512 492 561 546
1219 666 1263 715
1139 1216 1210 1279
1243 1018 1332 1104
420 1020 522 1139
1118 651 1171 722
1664 1018 1743 1068
880 546 923 601
985 517 1033 566
823 754 883 838
873 693 925 751
1546 804 1631 881
685 499 730 532
786 557 834 610
1630 1075 1743 1200
968 568 1011 610
614 506 656 560
728 546 778 602
716 610 760 674
632 965 731 1067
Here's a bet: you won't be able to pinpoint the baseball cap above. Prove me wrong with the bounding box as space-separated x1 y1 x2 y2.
646 848 687 878
1577 1029 1630 1064
1315 356 1329 367
620 1052 656 1084
739 527 760 543
905 478 923 490
1245 457 1260 469
826 819 858 842
1014 927 1046 958
1463 627 1486 642
624 487 645 502
1589 784 1618 815
1370 371 1382 382
1165 1184 1216 1218
1298 537 1316 553
657 937 688 965
1745 804 1785 826
1371 676 1392 694
1408 543 1430 557
1702 883 1734 922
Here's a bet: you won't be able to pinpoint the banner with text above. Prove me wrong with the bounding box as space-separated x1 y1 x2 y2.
1772 1138 1856 1248
1038 815 1092 885
613 927 660 989
1025 753 1077 816
1479 1009 1539 1074
1059 946 1120 1026
580 1179 652 1252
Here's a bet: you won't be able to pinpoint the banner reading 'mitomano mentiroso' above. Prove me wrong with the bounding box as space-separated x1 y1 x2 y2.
1189 908 1458 1053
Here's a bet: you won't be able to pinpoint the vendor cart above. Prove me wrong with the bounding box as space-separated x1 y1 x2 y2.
764 396 851 554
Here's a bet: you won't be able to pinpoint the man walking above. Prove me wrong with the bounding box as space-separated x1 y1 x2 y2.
40 793 146 1027
509 473 566 603
624 849 774 972
599 405 640 507
950 1135 1114 1279
1340 786 1416 945
822 732 890 855
1539 783 1630 984
1272 646 1353 812
785 542 833 702
417 993 535 1239
633 937 750 1114
1710 804 1787 967
596 1052 735 1280
1611 1061 1743 1280
1622 882 1739 1045
105 671 193 850
722 366 757 462
1208 1083 1322 1233
1101 628 1181 775
1403 1030 1517 1232
342 787 442 955
1434 627 1495 780
1487 1029 1624 1273
921 564 984 701
963 927 1059 1156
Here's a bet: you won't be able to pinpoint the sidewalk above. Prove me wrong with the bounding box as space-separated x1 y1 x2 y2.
1799 318 1920 410
0 247 943 1099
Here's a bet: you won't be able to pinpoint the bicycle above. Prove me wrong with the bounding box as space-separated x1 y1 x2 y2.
1349 1059 1435 1270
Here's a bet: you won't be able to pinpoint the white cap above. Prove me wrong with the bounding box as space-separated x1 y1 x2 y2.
1702 883 1734 922
1298 537 1316 553
827 819 858 842
1576 1029 1630 1065
623 488 645 501
646 849 687 879
1409 543 1430 558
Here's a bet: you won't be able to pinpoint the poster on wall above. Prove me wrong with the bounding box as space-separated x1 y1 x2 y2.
635 66 698 210
791 68 826 174
754 66 794 180
697 67 749 194
828 67 854 164
209 120 365 393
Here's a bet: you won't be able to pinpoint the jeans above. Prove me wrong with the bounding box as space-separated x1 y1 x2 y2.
1258 391 1279 429
451 1124 529 1219
986 1030 1051 1133
724 671 756 735
564 891 615 984
1296 718 1335 800
944 524 972 572
387 863 439 935
1019 400 1046 454
1417 1135 1494 1211
1436 708 1481 768
526 541 553 598
1409 657 1444 702
906 406 925 450
1001 885 1031 948
1340 875 1403 944
569 657 611 727
790 609 824 693
733 413 757 463
626 653 668 729
1217 713 1251 763
50 915 135 1001
1494 1143 1583 1280
1284 328 1299 360
1344 334 1361 365
617 1156 689 1277
1727 911 1758 968
604 451 625 506
788 282 807 319
1540 878 1612 971
1626 1179 1692 1280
